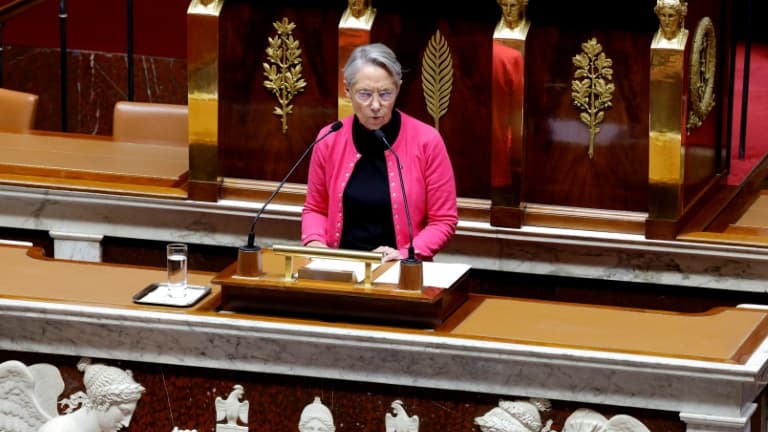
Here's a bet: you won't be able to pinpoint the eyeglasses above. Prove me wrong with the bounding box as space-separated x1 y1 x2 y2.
352 88 396 103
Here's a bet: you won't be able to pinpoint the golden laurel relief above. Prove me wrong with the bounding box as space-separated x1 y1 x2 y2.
263 18 307 134
688 17 716 132
571 38 615 159
421 29 454 130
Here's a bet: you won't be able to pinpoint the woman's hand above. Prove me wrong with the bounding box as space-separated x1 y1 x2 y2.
305 241 327 248
373 246 402 262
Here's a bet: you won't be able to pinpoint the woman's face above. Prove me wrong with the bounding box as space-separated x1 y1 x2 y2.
657 6 681 39
96 401 138 432
345 63 400 131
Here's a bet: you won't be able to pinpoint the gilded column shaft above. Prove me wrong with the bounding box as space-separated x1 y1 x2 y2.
187 0 223 202
490 26 528 209
648 38 687 220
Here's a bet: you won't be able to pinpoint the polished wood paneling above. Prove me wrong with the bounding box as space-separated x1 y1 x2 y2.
0 131 188 198
217 1 497 199
218 2 345 184
522 2 655 211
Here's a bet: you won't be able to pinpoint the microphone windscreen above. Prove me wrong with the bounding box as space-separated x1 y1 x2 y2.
373 129 385 140
331 121 343 132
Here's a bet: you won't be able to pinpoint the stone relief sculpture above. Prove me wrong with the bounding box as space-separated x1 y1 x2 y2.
215 384 249 431
0 360 64 432
562 408 650 432
384 400 419 432
38 358 146 432
474 398 553 432
298 396 335 432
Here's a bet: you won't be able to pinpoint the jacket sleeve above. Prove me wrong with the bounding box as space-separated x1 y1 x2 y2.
409 135 458 260
301 141 330 246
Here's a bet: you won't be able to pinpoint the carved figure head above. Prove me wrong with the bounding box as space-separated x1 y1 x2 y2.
298 397 335 432
347 0 371 19
78 358 145 432
475 398 551 432
654 0 687 40
562 409 609 432
497 0 528 30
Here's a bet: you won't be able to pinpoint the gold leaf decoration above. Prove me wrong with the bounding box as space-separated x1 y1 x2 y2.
571 37 614 159
421 29 454 130
688 17 716 133
263 17 307 134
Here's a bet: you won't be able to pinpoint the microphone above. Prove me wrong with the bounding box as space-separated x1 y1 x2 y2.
246 120 342 248
238 121 343 276
374 129 423 291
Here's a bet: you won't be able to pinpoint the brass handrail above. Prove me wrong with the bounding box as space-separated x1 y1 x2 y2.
272 244 383 287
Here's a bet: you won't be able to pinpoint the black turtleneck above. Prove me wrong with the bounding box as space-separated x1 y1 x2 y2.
340 111 402 251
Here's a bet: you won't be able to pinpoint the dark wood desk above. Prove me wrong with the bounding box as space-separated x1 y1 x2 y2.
0 131 188 198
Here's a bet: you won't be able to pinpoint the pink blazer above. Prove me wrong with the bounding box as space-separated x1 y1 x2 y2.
302 111 458 259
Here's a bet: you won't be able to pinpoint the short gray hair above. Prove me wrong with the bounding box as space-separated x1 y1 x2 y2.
343 43 402 87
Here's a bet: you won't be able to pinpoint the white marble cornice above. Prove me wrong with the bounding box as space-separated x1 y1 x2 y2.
0 298 765 420
1 184 768 291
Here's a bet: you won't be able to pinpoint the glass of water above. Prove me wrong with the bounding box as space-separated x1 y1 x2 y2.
166 243 188 298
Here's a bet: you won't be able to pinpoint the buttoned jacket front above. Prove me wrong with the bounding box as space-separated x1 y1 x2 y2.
302 111 458 260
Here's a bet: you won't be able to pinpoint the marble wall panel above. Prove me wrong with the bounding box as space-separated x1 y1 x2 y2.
1 46 187 136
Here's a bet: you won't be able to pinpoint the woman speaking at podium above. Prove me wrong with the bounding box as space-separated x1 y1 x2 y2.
301 43 458 262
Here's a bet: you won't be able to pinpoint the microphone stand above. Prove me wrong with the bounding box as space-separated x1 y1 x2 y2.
374 130 423 291
237 121 343 277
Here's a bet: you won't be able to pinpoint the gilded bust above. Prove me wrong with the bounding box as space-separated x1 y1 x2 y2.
652 0 688 49
339 0 376 29
494 0 530 39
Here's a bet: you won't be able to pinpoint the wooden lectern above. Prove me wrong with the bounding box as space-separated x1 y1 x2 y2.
215 246 471 328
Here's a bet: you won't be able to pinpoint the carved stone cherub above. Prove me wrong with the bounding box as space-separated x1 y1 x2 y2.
0 360 64 432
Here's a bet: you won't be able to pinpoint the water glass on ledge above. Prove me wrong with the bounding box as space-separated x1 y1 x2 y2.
166 243 188 298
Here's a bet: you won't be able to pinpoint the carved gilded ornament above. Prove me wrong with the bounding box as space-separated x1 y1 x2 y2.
688 17 716 132
263 18 307 134
571 38 615 159
421 29 454 130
